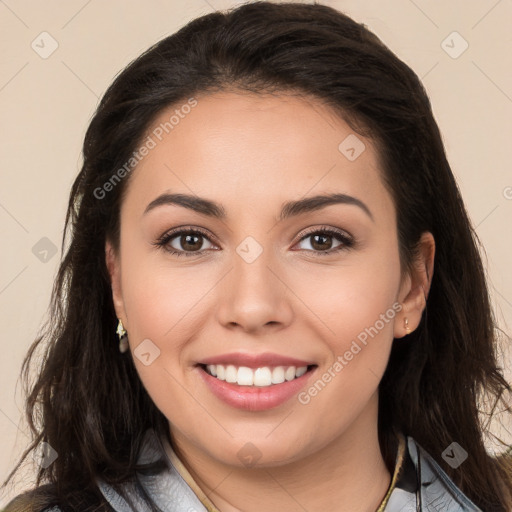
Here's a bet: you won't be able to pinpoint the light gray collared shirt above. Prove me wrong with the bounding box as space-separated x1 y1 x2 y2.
46 428 483 511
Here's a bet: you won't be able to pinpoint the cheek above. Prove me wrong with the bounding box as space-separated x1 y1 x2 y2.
294 243 401 395
119 231 216 344
296 246 401 340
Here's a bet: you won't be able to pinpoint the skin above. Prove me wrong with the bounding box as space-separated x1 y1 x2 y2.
106 91 434 512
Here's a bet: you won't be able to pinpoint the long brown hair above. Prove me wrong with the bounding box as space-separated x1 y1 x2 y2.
3 2 511 511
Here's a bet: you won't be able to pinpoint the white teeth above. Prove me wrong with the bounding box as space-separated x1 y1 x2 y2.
237 366 254 386
204 364 310 387
295 366 307 378
225 365 237 383
254 367 272 387
216 365 225 380
271 366 285 384
285 367 296 381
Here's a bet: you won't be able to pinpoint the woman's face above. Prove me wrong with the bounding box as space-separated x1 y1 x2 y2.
107 91 415 468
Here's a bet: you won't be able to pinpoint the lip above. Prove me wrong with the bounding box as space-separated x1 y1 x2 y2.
198 352 315 369
197 364 317 411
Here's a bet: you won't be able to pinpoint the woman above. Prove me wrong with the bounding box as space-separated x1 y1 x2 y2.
3 2 511 511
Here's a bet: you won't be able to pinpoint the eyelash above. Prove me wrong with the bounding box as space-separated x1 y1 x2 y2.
152 225 355 258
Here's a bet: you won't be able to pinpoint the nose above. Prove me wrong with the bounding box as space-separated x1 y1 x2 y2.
215 244 294 334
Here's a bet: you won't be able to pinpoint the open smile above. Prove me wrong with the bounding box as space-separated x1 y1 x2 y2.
196 356 318 411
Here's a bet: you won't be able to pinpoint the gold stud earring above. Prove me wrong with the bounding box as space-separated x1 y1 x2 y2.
117 319 129 353
404 317 411 335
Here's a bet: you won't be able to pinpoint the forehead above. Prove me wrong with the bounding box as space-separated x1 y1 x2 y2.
122 91 391 219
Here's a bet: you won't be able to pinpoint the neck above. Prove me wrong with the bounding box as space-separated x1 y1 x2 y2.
170 393 393 512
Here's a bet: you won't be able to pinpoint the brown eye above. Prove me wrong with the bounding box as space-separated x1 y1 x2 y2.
310 233 335 251
174 233 205 252
153 228 216 257
296 227 354 255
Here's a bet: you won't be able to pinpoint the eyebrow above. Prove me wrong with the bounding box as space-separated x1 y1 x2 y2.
143 192 374 222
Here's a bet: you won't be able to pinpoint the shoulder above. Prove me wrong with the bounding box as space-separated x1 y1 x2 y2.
406 436 483 511
2 492 59 512
2 484 111 512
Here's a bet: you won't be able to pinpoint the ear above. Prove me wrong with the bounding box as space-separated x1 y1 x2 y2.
394 232 435 338
105 239 128 329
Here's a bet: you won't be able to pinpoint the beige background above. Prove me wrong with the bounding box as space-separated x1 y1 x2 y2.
1 0 511 506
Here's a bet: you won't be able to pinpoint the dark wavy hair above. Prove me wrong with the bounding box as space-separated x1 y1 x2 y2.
3 1 512 511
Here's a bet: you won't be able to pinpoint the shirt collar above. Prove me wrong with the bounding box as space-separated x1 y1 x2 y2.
96 428 482 511
158 431 407 512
